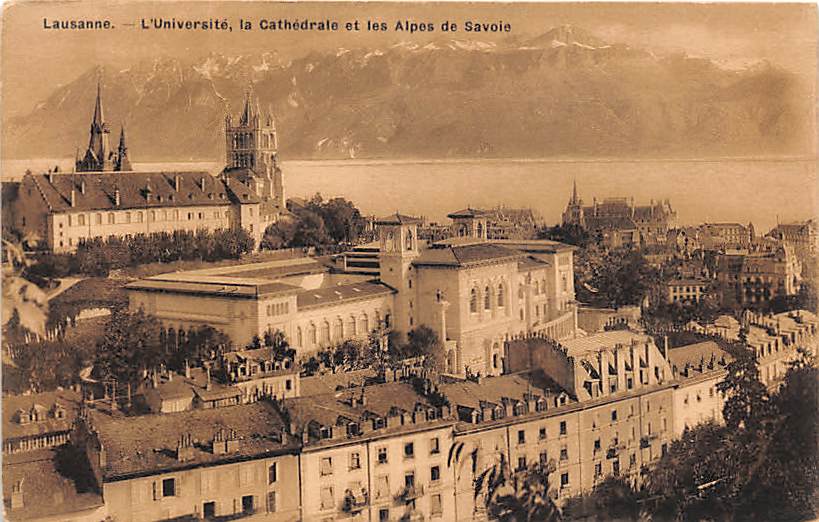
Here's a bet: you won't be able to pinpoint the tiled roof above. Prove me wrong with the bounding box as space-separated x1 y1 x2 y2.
3 449 104 520
300 368 379 397
296 281 394 310
439 373 567 411
88 401 295 479
126 277 301 299
559 331 651 356
3 390 80 440
447 208 492 219
374 213 423 225
24 171 260 213
668 341 732 370
286 381 438 433
413 243 523 268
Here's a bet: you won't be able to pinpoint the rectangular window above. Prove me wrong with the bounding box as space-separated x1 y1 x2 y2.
268 463 277 484
375 476 389 499
560 447 568 461
539 427 546 440
320 487 334 510
162 478 176 497
431 494 443 516
540 451 548 464
594 439 601 452
320 457 333 476
560 472 569 488
377 447 388 464
594 463 602 478
430 437 440 454
266 491 276 513
630 453 637 467
431 465 440 482
559 421 567 436
611 410 618 422
517 430 526 444
517 456 527 471
404 442 414 459
350 452 361 470
612 460 620 475
379 508 390 522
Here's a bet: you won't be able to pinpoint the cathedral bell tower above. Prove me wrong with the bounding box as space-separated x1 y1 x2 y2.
224 90 284 209
76 81 114 172
376 214 422 335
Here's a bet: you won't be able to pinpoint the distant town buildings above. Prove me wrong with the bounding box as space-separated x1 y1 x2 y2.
3 87 286 252
715 244 801 309
768 219 817 261
562 181 676 249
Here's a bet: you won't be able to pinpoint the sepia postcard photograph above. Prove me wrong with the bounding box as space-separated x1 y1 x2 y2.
0 1 817 521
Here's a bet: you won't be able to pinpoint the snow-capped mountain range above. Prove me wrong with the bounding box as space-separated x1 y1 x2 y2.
4 25 809 161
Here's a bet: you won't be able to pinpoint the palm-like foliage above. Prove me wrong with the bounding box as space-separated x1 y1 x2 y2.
474 455 562 522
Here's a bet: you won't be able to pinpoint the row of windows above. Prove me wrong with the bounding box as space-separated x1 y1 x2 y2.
295 312 389 347
64 209 230 227
320 437 441 476
469 284 506 313
266 302 290 317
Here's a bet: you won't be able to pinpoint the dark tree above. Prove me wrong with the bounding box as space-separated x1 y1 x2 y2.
93 308 164 387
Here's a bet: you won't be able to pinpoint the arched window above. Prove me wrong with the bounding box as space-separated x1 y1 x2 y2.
484 286 492 310
518 283 524 299
405 229 413 251
347 316 357 337
321 321 330 343
497 283 505 308
95 213 102 225
360 314 369 334
477 222 484 238
297 327 303 347
78 214 85 226
470 288 478 313
493 352 499 369
108 213 115 224
334 318 343 340
309 324 317 345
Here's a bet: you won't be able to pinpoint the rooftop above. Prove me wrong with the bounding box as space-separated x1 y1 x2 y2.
2 449 104 521
296 281 395 310
668 341 733 371
413 243 523 268
24 171 261 213
88 400 296 480
375 213 423 225
3 390 81 441
558 330 652 356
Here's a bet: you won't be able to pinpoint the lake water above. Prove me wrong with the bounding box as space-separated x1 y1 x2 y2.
3 158 815 232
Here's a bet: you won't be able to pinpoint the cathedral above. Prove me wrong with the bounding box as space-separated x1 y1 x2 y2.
5 83 286 252
75 82 132 172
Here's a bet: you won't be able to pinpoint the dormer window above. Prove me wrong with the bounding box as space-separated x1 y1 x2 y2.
320 426 333 439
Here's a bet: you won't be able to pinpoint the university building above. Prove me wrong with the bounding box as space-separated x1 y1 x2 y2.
3 87 286 252
126 210 579 378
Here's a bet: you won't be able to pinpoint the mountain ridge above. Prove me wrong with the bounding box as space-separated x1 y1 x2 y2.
3 26 811 161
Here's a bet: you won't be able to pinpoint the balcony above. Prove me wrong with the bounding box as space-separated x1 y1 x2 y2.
396 483 425 502
342 489 370 513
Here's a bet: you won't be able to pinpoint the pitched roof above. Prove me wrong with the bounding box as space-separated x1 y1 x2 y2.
583 215 639 231
3 390 81 440
88 401 296 479
296 281 395 310
668 341 732 370
374 213 423 225
23 171 261 213
413 243 523 268
2 449 104 521
447 208 492 219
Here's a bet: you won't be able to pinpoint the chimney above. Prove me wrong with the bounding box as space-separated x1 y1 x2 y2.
114 189 121 206
70 189 76 207
206 367 212 391
174 175 181 192
176 433 195 462
80 179 86 194
47 170 54 184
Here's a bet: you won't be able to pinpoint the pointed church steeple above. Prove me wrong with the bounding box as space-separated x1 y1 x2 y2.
115 125 132 171
571 179 579 205
77 77 113 172
240 89 258 126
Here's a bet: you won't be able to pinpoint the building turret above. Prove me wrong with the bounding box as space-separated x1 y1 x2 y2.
375 213 423 334
114 125 132 171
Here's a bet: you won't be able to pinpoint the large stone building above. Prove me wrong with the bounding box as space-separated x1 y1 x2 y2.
3 88 286 252
562 182 676 248
768 219 817 262
127 210 578 378
715 244 801 309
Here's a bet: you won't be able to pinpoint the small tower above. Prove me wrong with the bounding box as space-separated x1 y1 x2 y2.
114 125 132 171
448 208 491 240
376 213 422 334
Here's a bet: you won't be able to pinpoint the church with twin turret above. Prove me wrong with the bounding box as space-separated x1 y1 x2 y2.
4 82 286 252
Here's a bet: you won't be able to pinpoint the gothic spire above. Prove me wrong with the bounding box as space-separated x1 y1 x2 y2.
571 179 579 205
92 79 105 128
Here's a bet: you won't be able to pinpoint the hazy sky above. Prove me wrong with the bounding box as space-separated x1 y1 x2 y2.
2 2 816 117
